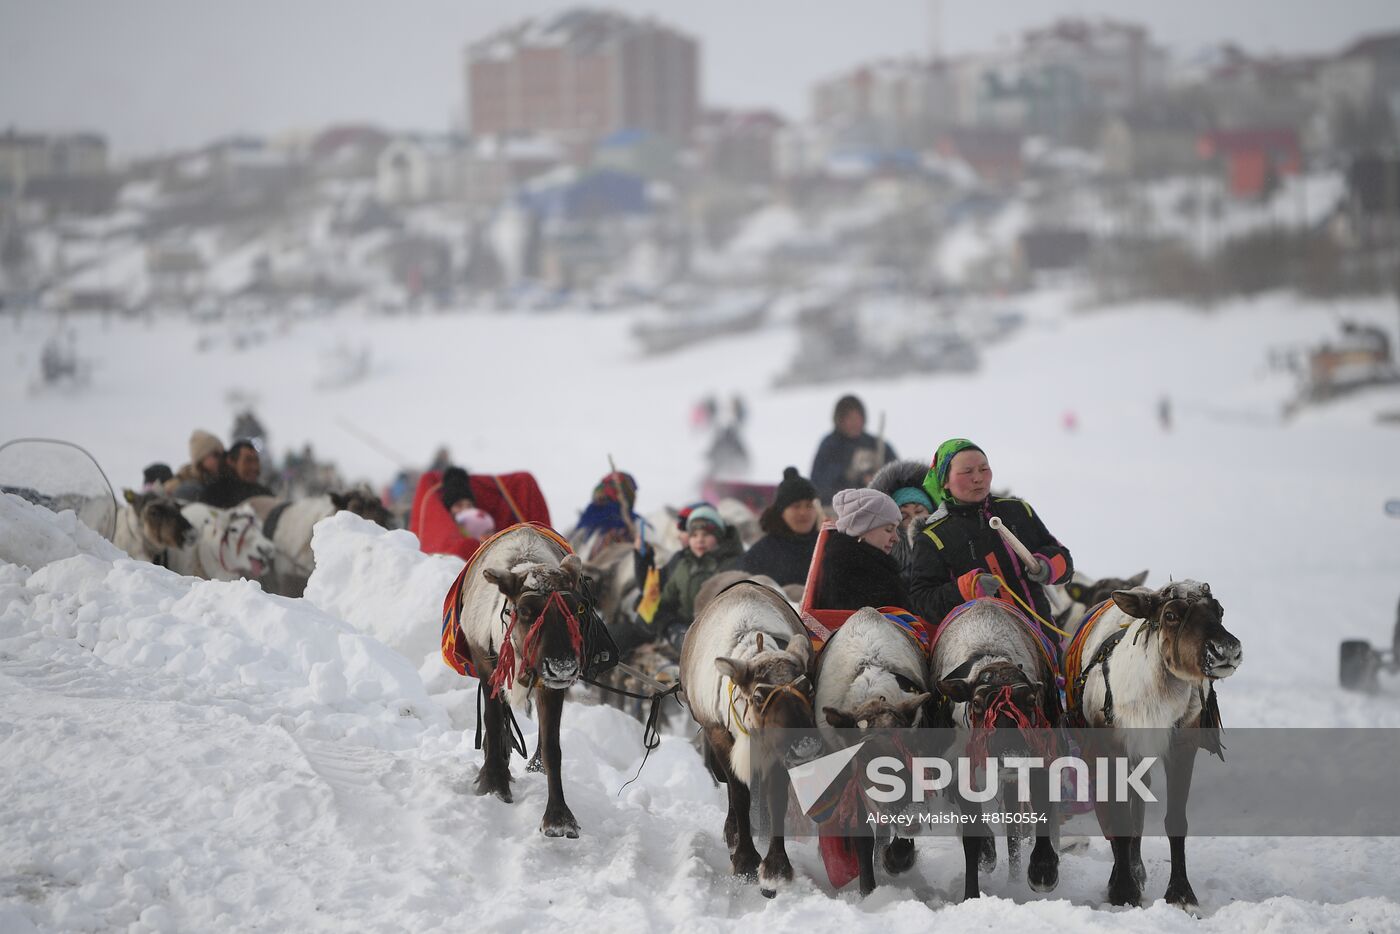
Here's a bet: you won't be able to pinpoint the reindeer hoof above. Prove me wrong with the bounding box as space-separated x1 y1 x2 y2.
1107 875 1142 908
759 857 793 897
540 805 579 838
474 768 513 802
882 837 917 875
1165 878 1199 913
541 819 579 838
731 850 760 881
1028 853 1059 892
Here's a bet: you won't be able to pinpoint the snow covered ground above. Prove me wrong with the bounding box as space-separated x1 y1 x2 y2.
3 289 1400 931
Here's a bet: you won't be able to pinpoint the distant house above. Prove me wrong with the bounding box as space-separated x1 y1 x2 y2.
1197 128 1301 199
521 168 650 222
458 134 566 214
1099 107 1204 179
933 128 1024 187
376 135 465 205
592 129 678 182
309 124 391 179
699 109 786 187
146 240 207 303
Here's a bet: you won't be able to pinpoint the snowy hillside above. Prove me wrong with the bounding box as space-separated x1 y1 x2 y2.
4 291 1400 931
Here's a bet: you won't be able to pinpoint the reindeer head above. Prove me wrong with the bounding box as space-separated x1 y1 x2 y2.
939 659 1044 725
330 489 394 529
484 554 587 690
217 504 276 580
1111 580 1242 682
716 633 821 766
824 692 932 732
131 491 196 551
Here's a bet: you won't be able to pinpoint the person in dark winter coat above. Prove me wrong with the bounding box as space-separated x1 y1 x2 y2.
649 506 744 646
731 467 821 588
816 488 908 611
907 439 1073 638
810 395 898 504
199 440 274 508
867 459 936 583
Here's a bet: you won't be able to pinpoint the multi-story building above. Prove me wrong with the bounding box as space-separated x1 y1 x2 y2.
464 8 700 145
1020 18 1167 115
0 130 114 217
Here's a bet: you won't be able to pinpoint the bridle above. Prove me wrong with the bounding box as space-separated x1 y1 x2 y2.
487 588 586 698
728 673 813 736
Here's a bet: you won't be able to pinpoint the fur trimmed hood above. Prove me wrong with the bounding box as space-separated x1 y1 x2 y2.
868 459 928 498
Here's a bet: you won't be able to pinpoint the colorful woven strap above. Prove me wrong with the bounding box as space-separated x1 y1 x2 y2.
440 521 574 677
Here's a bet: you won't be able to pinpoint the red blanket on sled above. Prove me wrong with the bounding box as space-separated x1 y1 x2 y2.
410 470 551 563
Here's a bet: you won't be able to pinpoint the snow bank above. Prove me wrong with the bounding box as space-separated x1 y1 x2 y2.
1 497 445 747
303 511 464 668
0 491 124 569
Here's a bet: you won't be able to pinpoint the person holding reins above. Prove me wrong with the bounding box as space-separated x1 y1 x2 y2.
907 438 1074 642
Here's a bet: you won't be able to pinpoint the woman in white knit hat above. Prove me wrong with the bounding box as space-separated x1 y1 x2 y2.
166 429 225 500
814 487 909 611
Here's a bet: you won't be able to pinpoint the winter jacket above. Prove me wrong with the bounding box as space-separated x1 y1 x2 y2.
815 531 909 612
198 474 274 509
166 463 214 501
653 528 744 630
907 496 1072 634
811 431 898 503
867 459 931 582
731 528 819 588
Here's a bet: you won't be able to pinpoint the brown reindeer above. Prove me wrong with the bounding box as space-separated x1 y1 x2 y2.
680 582 821 896
1065 580 1243 910
454 526 592 837
115 490 196 565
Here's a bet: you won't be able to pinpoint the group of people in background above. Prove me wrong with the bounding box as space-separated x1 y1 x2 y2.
143 390 1071 660
140 429 274 508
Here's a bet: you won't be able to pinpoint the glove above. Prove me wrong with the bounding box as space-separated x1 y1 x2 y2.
1026 558 1051 584
958 569 1001 601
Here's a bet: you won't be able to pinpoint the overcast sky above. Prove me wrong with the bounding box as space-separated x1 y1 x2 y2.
2 0 1397 157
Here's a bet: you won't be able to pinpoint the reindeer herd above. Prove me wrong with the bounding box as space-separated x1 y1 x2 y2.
447 523 1245 913
108 492 1244 911
113 486 391 595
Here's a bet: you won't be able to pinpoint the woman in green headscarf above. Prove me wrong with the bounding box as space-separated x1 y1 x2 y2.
906 438 1073 636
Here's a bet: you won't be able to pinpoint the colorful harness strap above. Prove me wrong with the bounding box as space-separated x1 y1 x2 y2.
879 607 932 655
440 521 575 679
1060 599 1119 715
930 598 1060 675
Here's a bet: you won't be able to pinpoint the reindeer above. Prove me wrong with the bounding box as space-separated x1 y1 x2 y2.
681 581 820 896
115 490 196 566
816 607 933 895
452 526 592 838
1065 580 1242 911
116 492 273 582
932 598 1062 901
245 490 394 596
166 502 276 582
